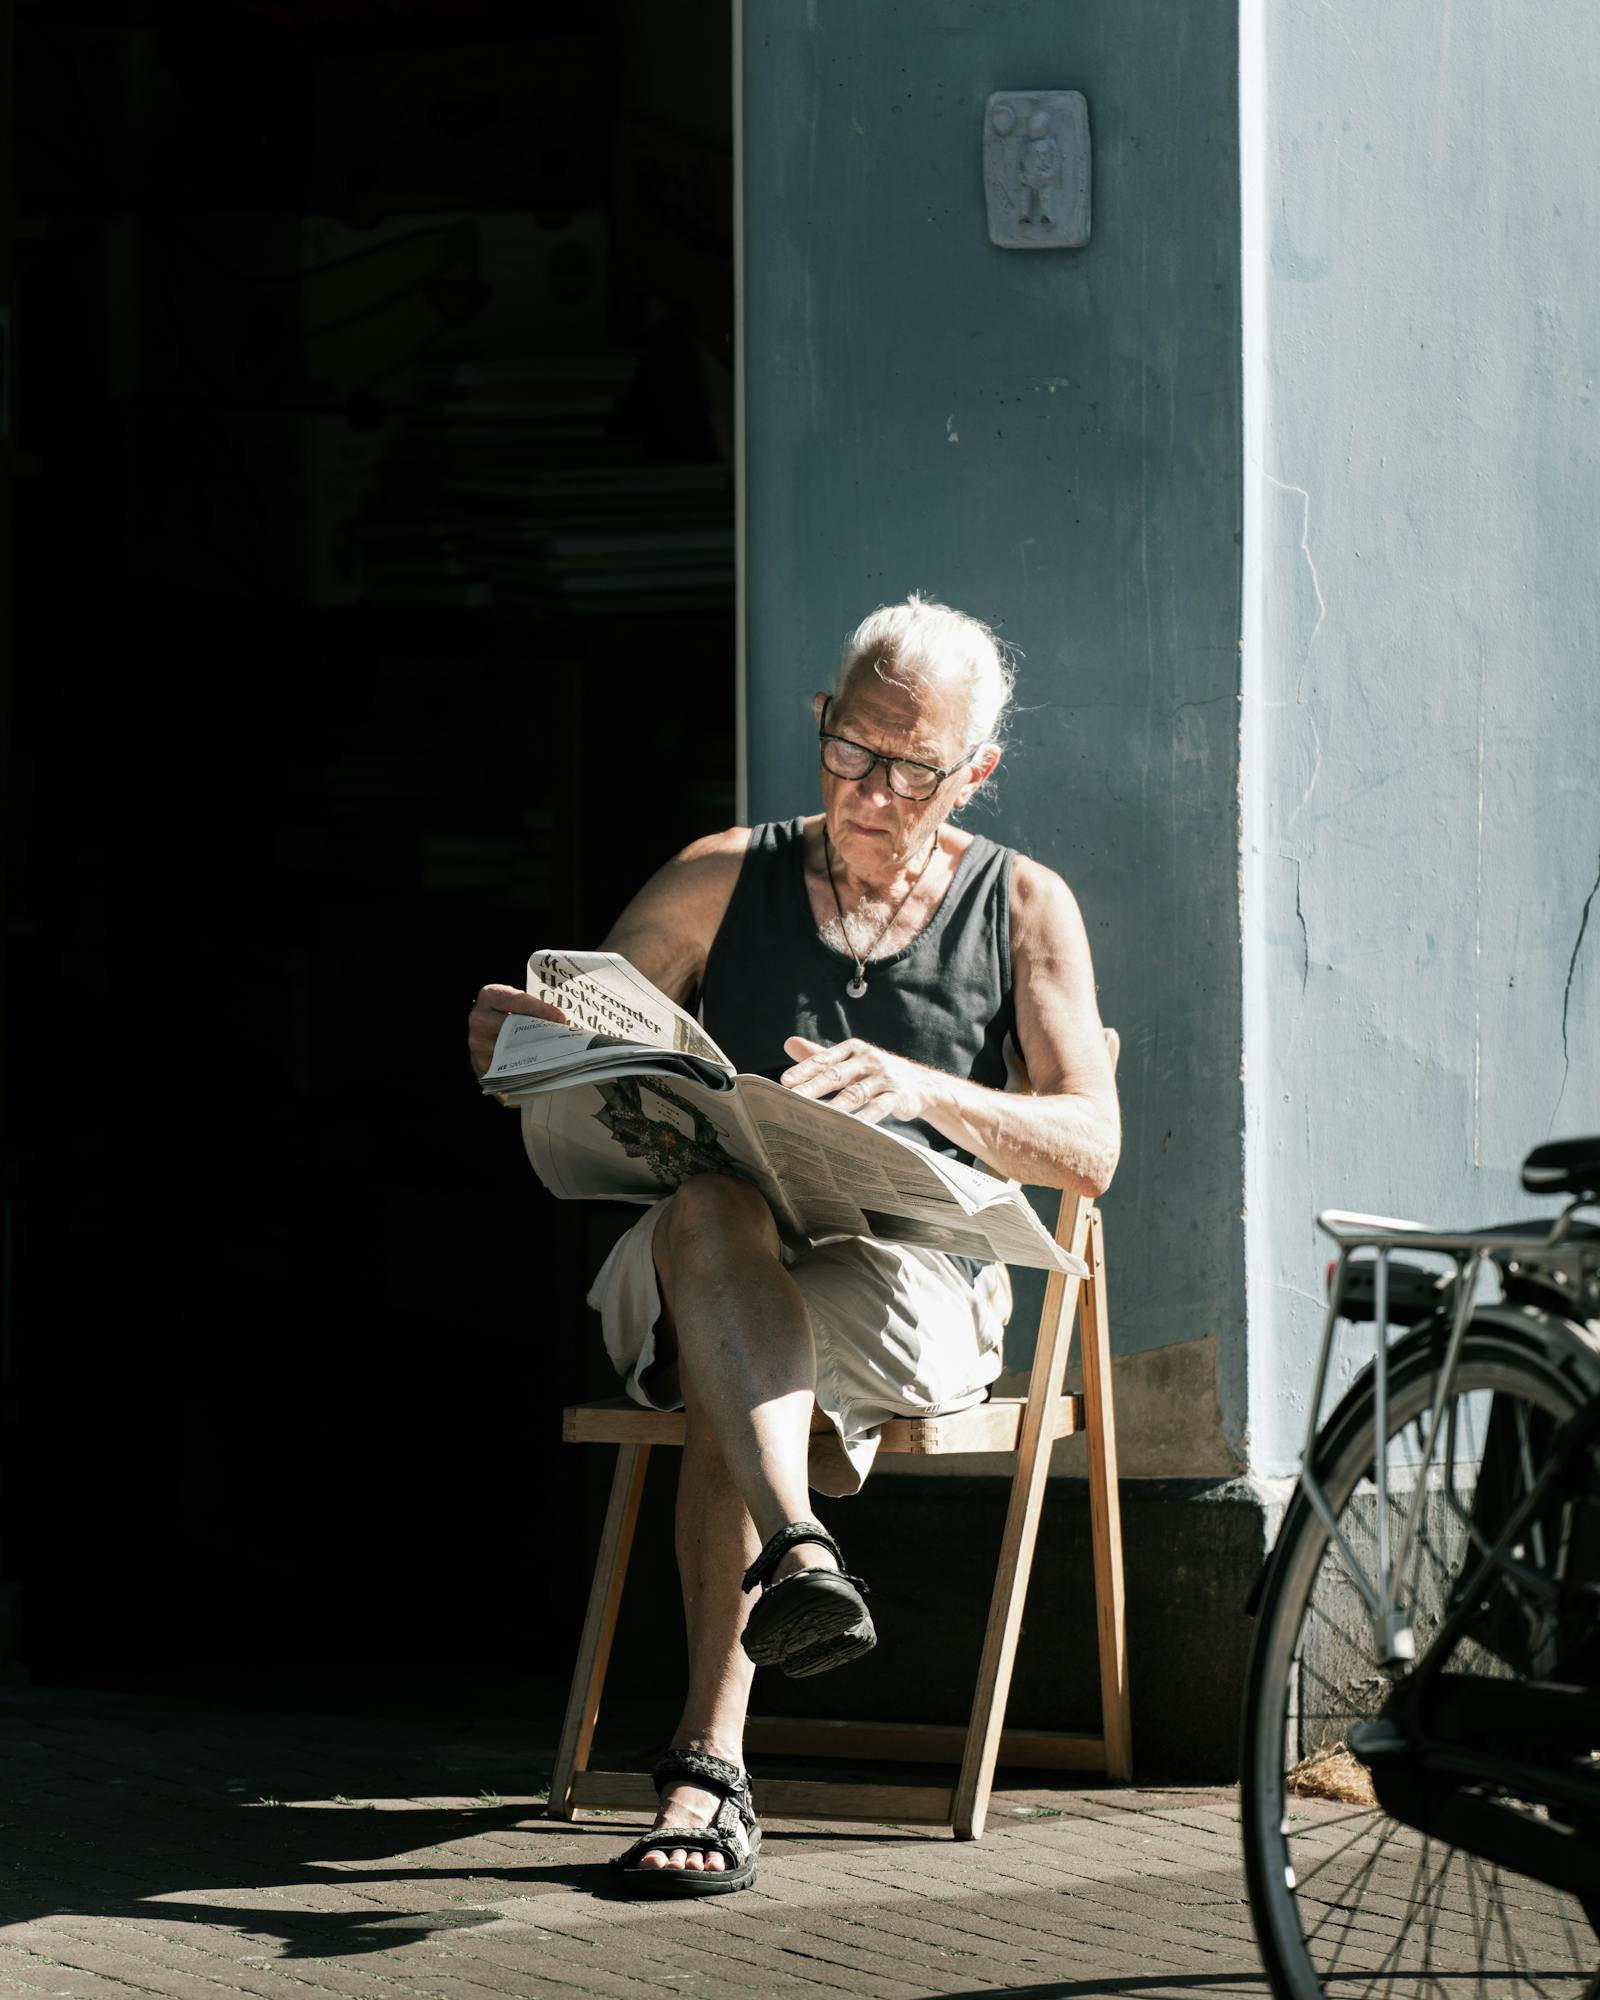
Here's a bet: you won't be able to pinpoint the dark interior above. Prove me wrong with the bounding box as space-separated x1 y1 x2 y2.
2 1 734 1714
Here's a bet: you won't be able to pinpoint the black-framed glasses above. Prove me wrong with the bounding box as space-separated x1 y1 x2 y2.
817 697 975 802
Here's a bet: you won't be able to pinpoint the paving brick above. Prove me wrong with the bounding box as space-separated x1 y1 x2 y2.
671 1904 950 1993
0 1941 117 1999
0 1927 319 2000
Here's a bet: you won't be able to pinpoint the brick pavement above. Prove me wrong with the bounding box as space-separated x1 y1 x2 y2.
0 1691 1276 1998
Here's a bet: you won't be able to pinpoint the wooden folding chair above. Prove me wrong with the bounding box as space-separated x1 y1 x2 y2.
547 1040 1130 1842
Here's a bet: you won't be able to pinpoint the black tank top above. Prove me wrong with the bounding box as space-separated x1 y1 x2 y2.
698 817 1016 1168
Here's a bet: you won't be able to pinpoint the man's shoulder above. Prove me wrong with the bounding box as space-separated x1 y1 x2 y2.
1007 852 1089 954
601 828 754 989
674 825 755 875
1008 850 1078 909
674 817 813 874
648 826 755 920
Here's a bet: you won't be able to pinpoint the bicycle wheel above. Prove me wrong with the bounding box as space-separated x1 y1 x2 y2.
1242 1308 1600 1998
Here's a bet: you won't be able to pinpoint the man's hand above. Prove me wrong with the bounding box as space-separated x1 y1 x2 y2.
468 984 568 1084
780 1035 935 1127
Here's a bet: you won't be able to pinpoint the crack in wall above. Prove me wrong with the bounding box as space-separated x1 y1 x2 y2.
1286 705 1324 837
1264 472 1327 676
1265 474 1326 843
1553 842 1600 1126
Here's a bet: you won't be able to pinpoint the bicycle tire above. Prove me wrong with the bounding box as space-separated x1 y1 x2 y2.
1241 1306 1600 1998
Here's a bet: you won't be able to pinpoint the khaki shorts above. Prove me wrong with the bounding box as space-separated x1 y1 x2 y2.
587 1199 1012 1496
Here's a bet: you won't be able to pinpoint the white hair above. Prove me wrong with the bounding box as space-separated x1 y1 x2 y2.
833 593 1016 747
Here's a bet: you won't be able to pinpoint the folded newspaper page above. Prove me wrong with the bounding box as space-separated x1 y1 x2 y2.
484 949 1088 1277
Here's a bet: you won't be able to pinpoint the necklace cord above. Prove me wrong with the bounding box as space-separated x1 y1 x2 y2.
823 831 938 990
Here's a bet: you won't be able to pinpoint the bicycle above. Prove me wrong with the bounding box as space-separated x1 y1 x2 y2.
1240 1134 1600 1997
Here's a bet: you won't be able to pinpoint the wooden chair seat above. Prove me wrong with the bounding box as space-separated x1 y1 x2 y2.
563 1393 1083 1454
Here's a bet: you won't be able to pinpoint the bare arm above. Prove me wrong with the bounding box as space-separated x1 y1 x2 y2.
923 857 1120 1191
780 857 1121 1196
465 828 748 1077
598 828 749 1006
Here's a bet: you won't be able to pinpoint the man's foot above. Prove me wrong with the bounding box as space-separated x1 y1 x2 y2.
740 1520 877 1678
634 1776 729 1874
613 1751 759 1897
770 1541 839 1584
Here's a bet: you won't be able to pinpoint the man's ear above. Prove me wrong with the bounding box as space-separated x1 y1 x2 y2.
812 690 829 728
956 744 1002 806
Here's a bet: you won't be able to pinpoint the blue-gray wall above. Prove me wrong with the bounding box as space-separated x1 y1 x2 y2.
742 1 1246 1466
1242 1 1600 1473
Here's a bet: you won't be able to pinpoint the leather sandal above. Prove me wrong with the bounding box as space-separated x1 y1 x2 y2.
613 1749 760 1897
739 1519 877 1678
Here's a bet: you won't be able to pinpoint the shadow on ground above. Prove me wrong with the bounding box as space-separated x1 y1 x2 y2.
0 1693 618 1957
0 1692 946 1963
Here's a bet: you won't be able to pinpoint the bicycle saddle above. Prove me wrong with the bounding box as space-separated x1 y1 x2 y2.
1522 1135 1600 1201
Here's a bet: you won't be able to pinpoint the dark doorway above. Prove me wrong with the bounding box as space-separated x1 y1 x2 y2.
2 2 735 1715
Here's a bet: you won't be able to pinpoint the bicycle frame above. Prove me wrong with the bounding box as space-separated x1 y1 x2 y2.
1299 1202 1595 1668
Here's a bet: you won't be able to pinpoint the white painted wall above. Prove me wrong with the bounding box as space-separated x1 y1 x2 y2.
1241 0 1600 1473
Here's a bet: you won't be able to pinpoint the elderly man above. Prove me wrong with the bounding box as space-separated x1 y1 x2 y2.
467 594 1119 1895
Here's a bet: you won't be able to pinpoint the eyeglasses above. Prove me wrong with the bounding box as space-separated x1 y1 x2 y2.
817 697 975 802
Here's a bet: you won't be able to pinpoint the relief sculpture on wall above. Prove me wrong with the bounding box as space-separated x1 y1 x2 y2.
983 90 1091 249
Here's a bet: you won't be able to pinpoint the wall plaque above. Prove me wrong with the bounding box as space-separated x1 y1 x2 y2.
984 91 1091 249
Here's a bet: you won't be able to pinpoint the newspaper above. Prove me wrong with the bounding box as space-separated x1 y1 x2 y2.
483 949 1087 1277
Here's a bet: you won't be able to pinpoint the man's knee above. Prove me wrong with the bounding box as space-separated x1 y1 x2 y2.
655 1174 779 1278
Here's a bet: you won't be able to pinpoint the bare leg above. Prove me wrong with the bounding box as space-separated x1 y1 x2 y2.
631 1396 757 1874
652 1175 820 1538
632 1177 837 1875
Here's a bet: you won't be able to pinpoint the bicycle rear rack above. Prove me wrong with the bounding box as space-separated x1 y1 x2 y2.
1302 1204 1594 1668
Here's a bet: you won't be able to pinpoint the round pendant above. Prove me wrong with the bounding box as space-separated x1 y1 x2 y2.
846 974 868 999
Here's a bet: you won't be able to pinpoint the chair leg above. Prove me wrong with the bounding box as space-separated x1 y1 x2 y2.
951 1198 1094 1841
547 1442 650 1819
1080 1209 1132 1780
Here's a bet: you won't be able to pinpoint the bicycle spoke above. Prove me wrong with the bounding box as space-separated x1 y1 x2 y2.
1287 1803 1387 1840
1492 1854 1559 1997
1415 1834 1446 1995
1374 1832 1453 1986
1515 1400 1550 1576
1293 1813 1397 1897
